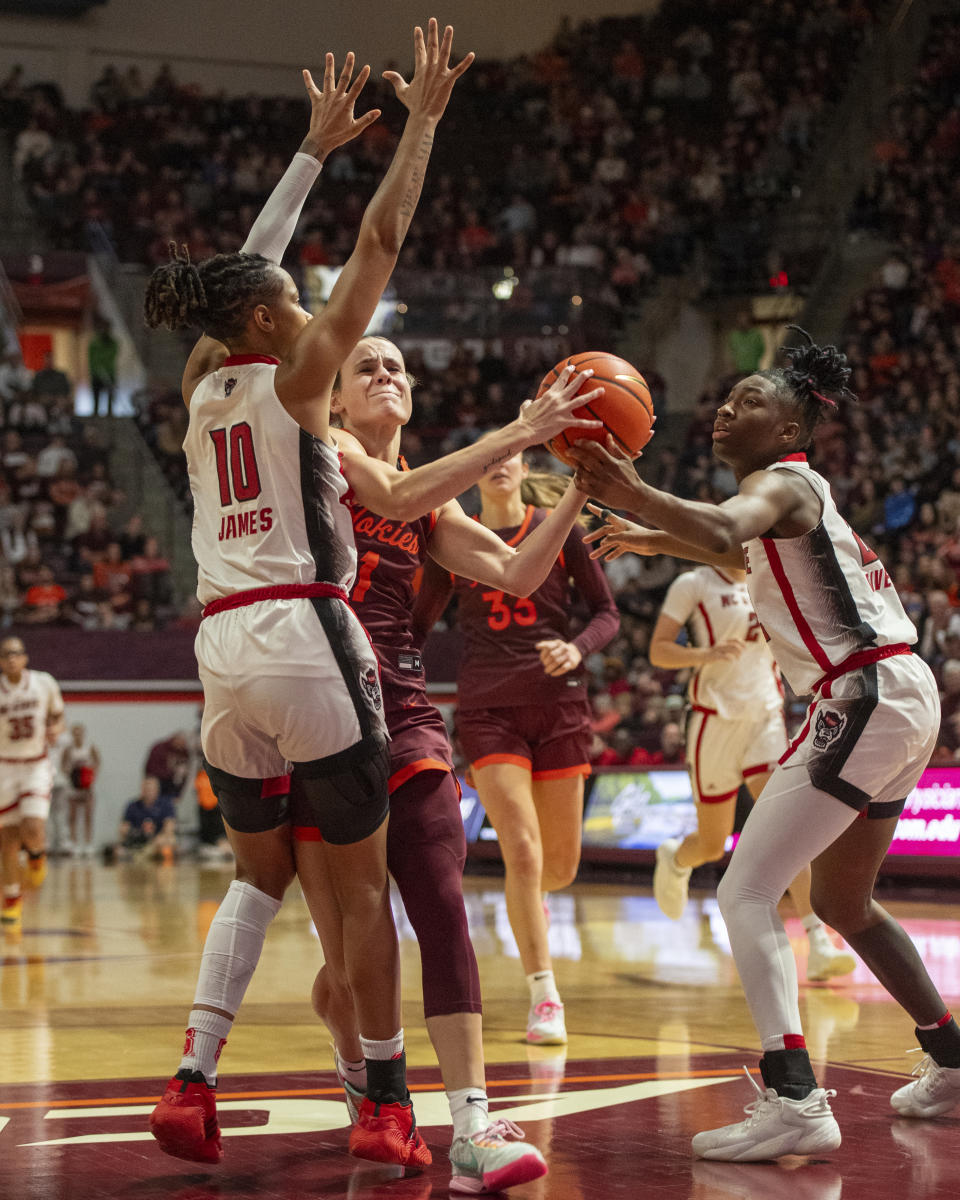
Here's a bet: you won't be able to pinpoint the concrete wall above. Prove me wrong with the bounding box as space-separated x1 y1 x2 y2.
0 0 661 105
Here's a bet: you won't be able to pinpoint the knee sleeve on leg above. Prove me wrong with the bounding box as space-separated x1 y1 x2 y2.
193 879 282 1013
205 761 289 833
290 733 389 845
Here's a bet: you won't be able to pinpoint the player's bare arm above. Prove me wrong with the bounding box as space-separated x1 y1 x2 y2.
338 366 601 523
569 437 817 557
277 21 474 428
648 612 744 670
425 479 587 597
584 504 747 571
180 53 378 406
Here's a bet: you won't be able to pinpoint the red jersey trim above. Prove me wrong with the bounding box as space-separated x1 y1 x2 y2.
505 505 535 547
779 699 816 766
202 582 347 619
696 602 716 646
388 757 451 793
778 453 808 463
697 785 740 805
710 567 735 585
261 775 290 798
222 354 280 367
811 643 911 694
532 763 591 781
293 826 323 842
471 752 531 771
742 763 773 779
761 538 832 672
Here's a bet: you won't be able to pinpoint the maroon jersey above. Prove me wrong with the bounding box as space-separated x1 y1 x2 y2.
447 506 619 710
347 462 451 787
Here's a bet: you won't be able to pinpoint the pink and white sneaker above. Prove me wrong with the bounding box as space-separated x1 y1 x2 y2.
525 1000 566 1045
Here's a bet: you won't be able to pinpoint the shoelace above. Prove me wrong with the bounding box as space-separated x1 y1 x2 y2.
474 1118 527 1145
736 1066 836 1119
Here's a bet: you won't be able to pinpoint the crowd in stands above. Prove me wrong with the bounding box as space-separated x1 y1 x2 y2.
1 0 879 304
0 351 174 629
3 4 960 775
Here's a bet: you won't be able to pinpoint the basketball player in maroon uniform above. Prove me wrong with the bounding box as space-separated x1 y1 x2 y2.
417 452 619 1046
309 336 602 1193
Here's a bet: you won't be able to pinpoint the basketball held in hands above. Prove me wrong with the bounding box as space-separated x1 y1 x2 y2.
538 351 655 466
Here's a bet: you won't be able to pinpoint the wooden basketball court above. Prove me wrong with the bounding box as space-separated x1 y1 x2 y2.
2 859 958 1199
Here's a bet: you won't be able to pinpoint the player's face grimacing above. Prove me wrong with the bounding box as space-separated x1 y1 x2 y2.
335 338 413 430
712 375 799 475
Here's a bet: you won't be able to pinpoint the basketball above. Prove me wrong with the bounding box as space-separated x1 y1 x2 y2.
537 351 655 466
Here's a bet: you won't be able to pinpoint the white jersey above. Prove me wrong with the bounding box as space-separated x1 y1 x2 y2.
660 566 783 719
0 669 63 760
743 457 917 696
184 355 357 606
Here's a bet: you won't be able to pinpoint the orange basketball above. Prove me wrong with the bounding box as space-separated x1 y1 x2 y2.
537 350 655 467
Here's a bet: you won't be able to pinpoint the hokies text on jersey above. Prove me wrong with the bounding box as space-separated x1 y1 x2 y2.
351 509 420 554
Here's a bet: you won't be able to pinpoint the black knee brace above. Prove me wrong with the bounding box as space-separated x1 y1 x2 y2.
290 732 390 846
204 761 290 833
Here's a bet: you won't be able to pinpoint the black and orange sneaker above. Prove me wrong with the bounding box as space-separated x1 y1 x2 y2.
149 1068 222 1164
348 1096 432 1167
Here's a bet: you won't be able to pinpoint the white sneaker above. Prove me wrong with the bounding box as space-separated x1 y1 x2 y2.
449 1119 547 1193
653 838 691 920
525 1000 566 1045
890 1055 960 1117
806 941 856 982
691 1069 841 1161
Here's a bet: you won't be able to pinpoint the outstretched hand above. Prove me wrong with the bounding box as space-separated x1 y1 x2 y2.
383 18 474 121
583 504 660 561
516 364 603 449
301 52 381 160
568 437 643 511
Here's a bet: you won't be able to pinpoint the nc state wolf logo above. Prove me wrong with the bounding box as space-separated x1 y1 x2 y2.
224 377 237 397
813 708 845 750
361 666 382 710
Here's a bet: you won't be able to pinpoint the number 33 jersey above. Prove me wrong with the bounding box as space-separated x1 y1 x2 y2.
184 356 357 606
660 566 783 719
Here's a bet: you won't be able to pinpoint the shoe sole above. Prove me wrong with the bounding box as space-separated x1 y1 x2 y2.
807 952 857 981
891 1098 960 1118
450 1152 548 1193
150 1108 222 1164
695 1122 841 1161
525 1031 567 1045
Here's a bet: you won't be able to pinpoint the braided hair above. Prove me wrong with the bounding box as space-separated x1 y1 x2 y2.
143 244 285 344
760 325 857 447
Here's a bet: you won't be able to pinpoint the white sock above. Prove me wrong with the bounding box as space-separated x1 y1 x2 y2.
180 1008 232 1084
527 970 561 1007
336 1048 367 1092
448 1086 489 1139
3 884 20 901
802 914 833 950
360 1029 404 1060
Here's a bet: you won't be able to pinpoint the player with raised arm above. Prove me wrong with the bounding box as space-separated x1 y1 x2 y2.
143 25 599 1170
573 331 954 1159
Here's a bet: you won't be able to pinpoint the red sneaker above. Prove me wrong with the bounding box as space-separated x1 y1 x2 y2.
150 1069 222 1164
348 1096 432 1167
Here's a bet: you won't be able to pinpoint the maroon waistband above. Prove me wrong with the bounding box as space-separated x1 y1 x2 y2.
813 643 911 694
202 582 348 619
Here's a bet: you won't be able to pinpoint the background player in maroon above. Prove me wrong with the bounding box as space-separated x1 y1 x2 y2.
417 452 618 1045
573 335 956 1159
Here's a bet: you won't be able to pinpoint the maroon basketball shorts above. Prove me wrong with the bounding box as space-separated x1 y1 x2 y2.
458 699 592 779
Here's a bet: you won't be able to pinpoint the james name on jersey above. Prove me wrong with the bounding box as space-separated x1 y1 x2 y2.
218 507 273 542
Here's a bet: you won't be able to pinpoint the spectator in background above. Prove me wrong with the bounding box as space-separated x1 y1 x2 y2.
31 352 72 406
144 731 190 806
111 775 177 863
88 316 119 416
21 565 67 624
727 311 766 374
36 434 77 479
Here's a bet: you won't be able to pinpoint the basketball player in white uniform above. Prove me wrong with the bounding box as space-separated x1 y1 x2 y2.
650 564 855 981
0 636 64 932
62 722 100 857
574 330 957 1158
144 32 598 1172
